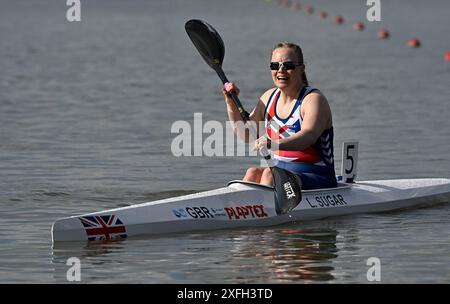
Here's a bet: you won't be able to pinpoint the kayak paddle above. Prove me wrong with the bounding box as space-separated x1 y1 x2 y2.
185 19 302 215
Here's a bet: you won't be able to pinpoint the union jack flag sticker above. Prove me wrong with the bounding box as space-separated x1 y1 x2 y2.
79 215 127 241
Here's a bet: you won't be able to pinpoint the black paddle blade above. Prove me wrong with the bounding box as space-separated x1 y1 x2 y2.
272 167 302 215
185 19 225 70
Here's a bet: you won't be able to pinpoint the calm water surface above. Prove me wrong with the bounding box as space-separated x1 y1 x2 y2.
0 0 449 283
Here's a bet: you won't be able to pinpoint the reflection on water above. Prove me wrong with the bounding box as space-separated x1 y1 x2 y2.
229 228 340 282
52 240 127 259
51 240 128 282
51 224 360 283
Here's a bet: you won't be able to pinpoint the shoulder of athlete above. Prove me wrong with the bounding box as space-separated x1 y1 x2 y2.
301 91 333 126
250 88 277 122
301 91 331 112
259 87 278 106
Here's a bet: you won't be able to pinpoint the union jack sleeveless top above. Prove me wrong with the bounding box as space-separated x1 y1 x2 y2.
264 87 335 169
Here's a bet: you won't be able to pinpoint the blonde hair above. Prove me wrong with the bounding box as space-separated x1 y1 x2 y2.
272 42 309 86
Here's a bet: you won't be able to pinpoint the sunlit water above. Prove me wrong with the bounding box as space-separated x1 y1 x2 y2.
1 0 449 283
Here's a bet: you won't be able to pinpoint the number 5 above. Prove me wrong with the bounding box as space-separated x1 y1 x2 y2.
341 142 359 183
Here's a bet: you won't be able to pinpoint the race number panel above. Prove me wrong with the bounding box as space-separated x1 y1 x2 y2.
341 142 359 183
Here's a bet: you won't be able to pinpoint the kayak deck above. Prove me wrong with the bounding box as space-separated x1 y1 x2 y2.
52 178 450 242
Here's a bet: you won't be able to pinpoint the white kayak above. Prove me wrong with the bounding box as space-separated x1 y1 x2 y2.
52 178 450 242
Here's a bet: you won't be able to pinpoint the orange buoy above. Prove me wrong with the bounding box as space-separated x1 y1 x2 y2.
353 21 365 31
306 6 314 15
319 11 327 19
408 38 421 48
445 51 450 62
377 29 390 39
335 15 344 25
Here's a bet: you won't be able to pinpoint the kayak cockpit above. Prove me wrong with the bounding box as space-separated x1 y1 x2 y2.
227 180 275 190
227 180 352 192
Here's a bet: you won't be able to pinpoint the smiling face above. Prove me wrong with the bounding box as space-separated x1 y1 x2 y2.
271 47 304 90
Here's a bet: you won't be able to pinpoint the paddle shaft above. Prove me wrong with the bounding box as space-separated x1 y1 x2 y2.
215 67 273 164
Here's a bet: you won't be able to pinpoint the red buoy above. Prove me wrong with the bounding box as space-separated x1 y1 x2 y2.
377 29 390 39
335 15 344 25
408 38 421 48
293 3 302 11
445 51 450 62
319 11 327 19
353 21 365 31
306 6 314 15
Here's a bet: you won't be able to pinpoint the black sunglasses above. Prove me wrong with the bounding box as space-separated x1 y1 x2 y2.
270 61 302 71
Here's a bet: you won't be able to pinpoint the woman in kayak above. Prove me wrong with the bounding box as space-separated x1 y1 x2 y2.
222 42 337 190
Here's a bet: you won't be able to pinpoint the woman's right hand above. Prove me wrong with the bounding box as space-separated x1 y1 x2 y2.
222 82 241 101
